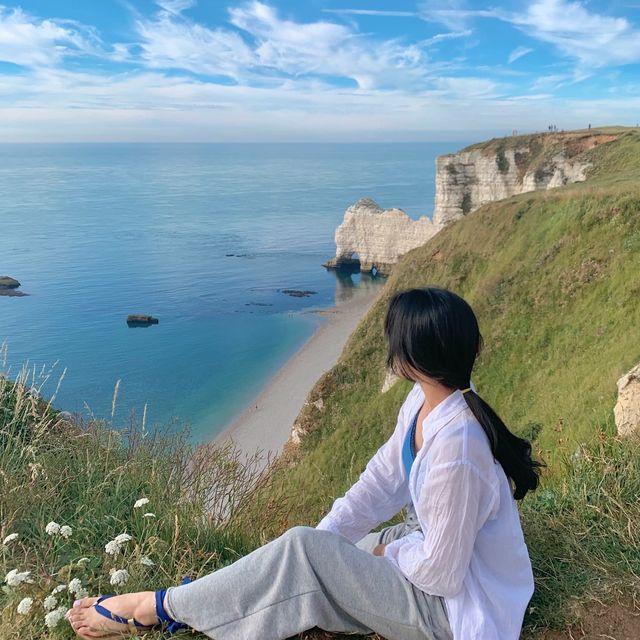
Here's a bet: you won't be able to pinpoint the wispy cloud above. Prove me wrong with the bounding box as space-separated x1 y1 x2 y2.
419 30 472 46
134 5 254 80
420 0 640 68
508 46 533 64
321 9 417 17
0 6 102 67
227 1 429 90
508 0 640 67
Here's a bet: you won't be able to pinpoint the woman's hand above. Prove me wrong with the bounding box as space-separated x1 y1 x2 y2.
373 543 386 556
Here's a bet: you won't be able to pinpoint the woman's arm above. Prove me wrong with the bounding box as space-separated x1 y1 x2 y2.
382 459 498 597
315 385 418 543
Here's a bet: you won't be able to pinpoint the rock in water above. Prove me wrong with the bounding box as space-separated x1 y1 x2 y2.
324 198 439 276
281 289 317 298
615 363 640 436
127 314 159 327
0 276 28 296
0 276 20 289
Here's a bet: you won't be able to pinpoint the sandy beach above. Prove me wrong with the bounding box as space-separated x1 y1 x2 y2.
213 285 383 467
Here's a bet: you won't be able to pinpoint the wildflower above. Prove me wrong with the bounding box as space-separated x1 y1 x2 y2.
43 595 58 611
68 578 83 596
2 533 19 545
114 533 132 545
17 597 33 615
4 569 33 587
134 497 150 509
44 606 68 628
140 556 155 567
52 584 67 594
109 569 130 587
143 513 156 518
45 521 61 536
28 462 43 481
59 525 73 539
75 586 89 599
105 540 121 555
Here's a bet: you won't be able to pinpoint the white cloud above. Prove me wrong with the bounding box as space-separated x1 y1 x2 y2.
155 0 197 15
419 30 472 46
508 46 533 64
509 0 640 67
0 6 101 67
227 1 429 89
321 9 417 17
135 10 254 80
420 0 640 68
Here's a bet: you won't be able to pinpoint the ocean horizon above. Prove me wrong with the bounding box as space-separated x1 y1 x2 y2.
0 142 466 441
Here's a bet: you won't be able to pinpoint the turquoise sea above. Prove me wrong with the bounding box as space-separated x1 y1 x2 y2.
0 143 463 441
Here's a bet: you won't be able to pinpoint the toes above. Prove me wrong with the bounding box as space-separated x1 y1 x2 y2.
74 597 99 609
74 623 115 640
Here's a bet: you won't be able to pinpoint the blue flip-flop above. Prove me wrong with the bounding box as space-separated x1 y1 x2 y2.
91 577 191 637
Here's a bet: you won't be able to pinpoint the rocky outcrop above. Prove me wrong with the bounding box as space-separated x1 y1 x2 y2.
614 363 640 436
433 132 615 225
0 276 20 289
381 370 400 393
0 276 28 297
323 198 439 276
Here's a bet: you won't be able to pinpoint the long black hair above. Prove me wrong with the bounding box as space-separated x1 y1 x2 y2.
384 287 544 500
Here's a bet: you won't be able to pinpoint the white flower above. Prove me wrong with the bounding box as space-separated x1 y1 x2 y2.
44 606 68 628
143 513 156 518
3 533 19 545
74 586 89 599
105 540 122 555
45 522 61 536
4 569 33 587
17 597 33 615
113 533 132 545
43 595 58 611
68 578 83 596
109 569 130 587
139 556 155 567
52 584 67 594
59 525 73 539
134 498 150 509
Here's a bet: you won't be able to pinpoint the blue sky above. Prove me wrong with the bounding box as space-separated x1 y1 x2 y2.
1 0 639 141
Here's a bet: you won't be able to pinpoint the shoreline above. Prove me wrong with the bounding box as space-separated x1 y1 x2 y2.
213 286 383 468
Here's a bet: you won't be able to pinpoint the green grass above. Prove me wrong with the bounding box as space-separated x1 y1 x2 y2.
0 370 273 639
2 127 640 638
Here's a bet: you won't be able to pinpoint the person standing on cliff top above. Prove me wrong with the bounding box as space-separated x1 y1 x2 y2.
68 287 543 640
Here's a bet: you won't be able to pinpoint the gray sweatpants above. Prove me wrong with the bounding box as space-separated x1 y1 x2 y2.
165 505 452 640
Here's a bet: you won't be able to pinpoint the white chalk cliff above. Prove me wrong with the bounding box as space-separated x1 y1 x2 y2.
323 198 439 276
326 132 616 274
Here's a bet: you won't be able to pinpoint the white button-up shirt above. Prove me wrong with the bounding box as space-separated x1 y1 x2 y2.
316 382 534 640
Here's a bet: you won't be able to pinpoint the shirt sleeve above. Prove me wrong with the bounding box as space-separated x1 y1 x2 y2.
382 460 497 598
315 387 416 544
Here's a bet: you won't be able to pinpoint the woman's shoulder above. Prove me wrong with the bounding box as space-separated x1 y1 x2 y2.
430 409 500 482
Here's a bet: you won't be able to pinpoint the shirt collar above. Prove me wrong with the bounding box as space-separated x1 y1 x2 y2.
414 383 470 440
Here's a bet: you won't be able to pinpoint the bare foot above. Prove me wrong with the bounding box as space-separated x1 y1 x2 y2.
67 592 157 639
